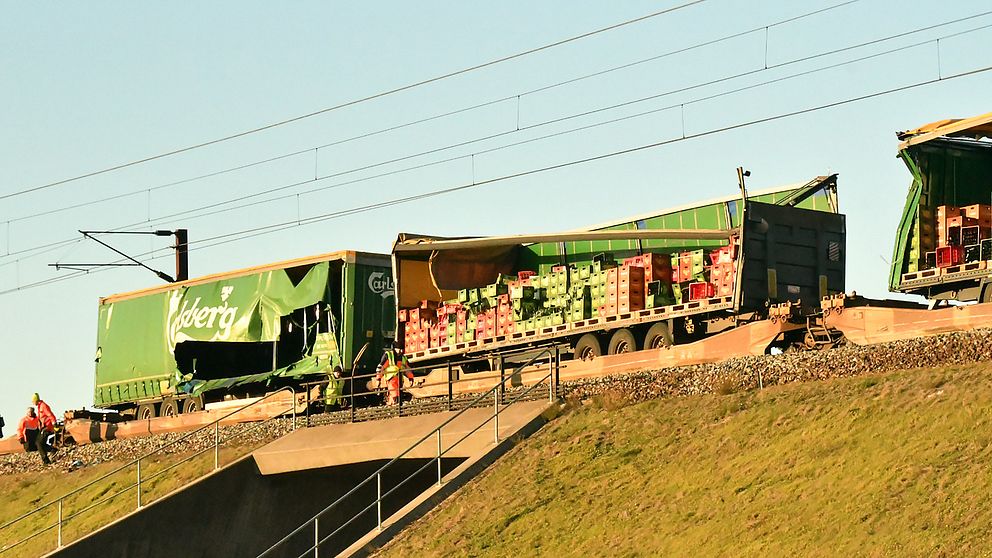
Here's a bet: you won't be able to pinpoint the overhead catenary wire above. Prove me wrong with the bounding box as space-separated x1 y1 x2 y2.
0 0 706 203
6 58 990 296
1 0 864 229
5 11 989 268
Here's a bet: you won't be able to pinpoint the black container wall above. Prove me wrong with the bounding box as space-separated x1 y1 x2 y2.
738 201 846 313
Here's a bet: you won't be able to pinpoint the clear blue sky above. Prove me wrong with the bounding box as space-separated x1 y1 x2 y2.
1 1 990 424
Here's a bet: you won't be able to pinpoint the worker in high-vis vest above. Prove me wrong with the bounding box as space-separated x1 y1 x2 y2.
324 366 345 409
376 345 414 406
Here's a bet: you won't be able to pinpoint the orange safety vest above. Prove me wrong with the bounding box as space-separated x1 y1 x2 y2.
18 415 39 441
36 400 57 430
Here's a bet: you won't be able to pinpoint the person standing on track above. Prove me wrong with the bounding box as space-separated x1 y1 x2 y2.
376 345 414 406
32 393 57 464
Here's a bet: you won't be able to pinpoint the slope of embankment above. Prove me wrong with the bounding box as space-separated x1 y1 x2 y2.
379 360 992 557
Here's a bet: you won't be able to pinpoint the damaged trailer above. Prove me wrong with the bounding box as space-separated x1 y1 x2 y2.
891 111 992 302
391 176 846 370
93 251 395 419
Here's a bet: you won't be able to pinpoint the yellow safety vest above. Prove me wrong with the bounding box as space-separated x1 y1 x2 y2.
383 351 408 380
325 375 344 406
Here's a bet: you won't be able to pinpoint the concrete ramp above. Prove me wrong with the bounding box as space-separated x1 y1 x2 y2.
253 400 549 475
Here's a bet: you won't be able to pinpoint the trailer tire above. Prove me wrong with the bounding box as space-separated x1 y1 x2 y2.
136 403 157 421
607 329 638 355
181 396 204 414
160 398 179 418
643 322 673 349
574 334 602 360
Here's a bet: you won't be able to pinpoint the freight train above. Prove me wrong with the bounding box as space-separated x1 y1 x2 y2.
88 112 991 418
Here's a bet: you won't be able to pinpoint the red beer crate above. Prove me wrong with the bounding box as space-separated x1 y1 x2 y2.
688 282 715 301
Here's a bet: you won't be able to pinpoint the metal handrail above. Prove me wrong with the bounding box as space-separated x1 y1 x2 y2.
0 386 298 554
299 345 566 421
309 368 556 558
258 347 560 558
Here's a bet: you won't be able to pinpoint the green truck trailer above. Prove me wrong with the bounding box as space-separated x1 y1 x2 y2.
891 112 992 302
94 250 394 418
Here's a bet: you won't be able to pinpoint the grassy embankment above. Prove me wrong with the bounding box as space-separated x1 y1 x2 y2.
380 362 992 557
0 445 254 558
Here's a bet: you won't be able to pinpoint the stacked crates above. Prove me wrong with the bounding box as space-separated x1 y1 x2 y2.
399 301 439 353
399 242 738 353
927 204 992 270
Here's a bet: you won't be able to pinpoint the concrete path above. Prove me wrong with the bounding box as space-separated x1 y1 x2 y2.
253 399 550 475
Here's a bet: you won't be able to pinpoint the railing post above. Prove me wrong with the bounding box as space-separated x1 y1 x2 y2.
214 422 220 470
436 429 443 486
499 355 505 405
350 373 356 423
314 516 319 558
292 391 298 431
136 459 142 509
549 354 554 403
376 473 383 530
57 499 63 548
554 346 561 399
446 362 453 412
305 383 311 428
493 386 499 444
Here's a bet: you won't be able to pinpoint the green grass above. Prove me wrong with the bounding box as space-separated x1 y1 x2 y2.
0 445 254 558
379 362 992 557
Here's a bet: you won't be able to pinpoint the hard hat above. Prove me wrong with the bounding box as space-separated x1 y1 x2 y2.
31 393 40 404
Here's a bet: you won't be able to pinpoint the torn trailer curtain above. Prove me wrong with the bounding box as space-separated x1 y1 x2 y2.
94 261 334 406
392 229 736 310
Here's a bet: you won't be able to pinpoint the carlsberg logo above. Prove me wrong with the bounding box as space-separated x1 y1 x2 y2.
168 285 239 344
368 272 394 298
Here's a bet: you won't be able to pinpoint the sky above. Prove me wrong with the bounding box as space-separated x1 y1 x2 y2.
1 0 991 425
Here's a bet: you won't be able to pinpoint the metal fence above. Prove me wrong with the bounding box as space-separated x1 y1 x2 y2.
258 347 561 558
0 387 298 556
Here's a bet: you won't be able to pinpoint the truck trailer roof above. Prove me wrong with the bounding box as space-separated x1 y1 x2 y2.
897 111 992 150
100 250 390 304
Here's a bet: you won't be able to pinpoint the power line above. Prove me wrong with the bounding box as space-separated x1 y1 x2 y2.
0 0 706 203
6 10 988 265
2 0 861 228
7 57 989 296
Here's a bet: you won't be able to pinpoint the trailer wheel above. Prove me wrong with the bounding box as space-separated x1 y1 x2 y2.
160 398 179 418
181 396 204 414
136 403 157 421
574 334 602 360
608 329 638 355
643 322 673 349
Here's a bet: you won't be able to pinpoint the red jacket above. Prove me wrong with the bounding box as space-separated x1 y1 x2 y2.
36 400 57 430
17 415 40 442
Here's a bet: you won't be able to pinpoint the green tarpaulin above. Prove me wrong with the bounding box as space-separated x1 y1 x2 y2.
95 262 335 407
